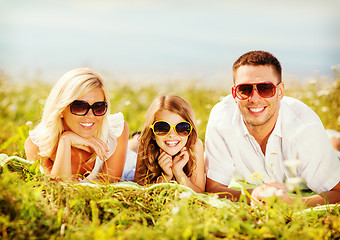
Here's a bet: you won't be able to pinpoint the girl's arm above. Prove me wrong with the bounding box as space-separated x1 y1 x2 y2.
100 121 129 183
172 139 205 193
155 150 173 183
135 144 167 185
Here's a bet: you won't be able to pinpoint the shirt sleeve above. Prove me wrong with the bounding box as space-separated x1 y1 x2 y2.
204 103 235 186
294 123 340 193
106 112 125 158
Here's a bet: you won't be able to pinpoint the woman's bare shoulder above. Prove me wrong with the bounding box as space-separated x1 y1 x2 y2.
24 136 40 162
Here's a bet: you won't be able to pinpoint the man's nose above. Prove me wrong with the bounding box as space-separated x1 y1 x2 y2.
249 88 262 102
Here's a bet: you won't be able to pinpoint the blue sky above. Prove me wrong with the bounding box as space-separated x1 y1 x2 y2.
1 0 340 83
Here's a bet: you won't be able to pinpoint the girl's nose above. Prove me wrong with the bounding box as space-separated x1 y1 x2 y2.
168 126 177 136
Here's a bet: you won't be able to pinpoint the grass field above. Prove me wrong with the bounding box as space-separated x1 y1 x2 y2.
0 70 339 239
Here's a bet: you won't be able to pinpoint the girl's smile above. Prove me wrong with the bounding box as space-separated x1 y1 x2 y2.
153 110 188 156
165 140 180 147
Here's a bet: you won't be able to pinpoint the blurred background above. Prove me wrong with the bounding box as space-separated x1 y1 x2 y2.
1 0 340 84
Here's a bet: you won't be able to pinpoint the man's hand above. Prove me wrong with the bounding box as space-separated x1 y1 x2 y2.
251 181 292 207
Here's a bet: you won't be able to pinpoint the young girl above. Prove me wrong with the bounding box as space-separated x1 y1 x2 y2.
24 68 129 183
134 95 205 193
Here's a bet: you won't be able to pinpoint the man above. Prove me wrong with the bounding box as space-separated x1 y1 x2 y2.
204 50 340 206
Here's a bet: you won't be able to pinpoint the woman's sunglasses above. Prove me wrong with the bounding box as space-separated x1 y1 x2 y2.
150 121 192 137
70 100 108 116
232 82 281 100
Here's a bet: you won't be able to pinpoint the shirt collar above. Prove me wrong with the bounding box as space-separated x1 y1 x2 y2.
272 108 282 138
239 107 283 138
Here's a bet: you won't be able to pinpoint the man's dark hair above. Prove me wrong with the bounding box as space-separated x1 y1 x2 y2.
232 50 282 83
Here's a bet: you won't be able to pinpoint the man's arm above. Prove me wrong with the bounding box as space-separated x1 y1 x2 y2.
206 177 253 203
302 181 340 206
252 181 340 207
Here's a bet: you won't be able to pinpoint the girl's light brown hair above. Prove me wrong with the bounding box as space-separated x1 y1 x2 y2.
136 95 198 184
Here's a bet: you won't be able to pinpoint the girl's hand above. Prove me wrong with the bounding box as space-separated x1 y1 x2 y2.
61 131 109 160
158 150 173 180
172 147 189 174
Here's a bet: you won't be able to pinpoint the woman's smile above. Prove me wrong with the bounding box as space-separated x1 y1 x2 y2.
79 122 95 129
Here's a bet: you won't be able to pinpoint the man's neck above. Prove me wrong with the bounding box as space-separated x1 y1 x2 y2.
245 118 277 155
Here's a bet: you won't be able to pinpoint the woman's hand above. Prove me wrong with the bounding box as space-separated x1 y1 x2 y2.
49 131 109 179
157 150 173 181
61 131 109 160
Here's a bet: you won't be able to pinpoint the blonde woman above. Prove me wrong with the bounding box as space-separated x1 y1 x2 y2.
134 95 205 193
25 68 129 183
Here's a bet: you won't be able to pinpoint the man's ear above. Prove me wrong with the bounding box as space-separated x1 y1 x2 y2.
278 82 285 100
231 86 238 103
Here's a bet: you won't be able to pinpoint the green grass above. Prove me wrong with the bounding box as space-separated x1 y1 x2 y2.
0 70 340 239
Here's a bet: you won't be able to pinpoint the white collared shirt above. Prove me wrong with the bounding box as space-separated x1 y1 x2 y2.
204 95 340 193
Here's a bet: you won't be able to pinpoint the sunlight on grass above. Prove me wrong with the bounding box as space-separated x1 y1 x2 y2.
0 71 339 239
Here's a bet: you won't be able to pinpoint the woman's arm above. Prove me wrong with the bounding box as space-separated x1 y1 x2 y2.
50 131 109 179
25 131 110 180
172 139 205 193
100 121 129 183
24 136 54 173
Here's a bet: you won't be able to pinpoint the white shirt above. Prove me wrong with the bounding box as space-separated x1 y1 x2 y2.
204 95 340 193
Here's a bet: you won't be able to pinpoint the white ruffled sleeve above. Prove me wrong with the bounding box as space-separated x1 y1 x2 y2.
106 112 125 158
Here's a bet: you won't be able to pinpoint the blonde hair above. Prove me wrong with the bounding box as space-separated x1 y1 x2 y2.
136 95 198 184
30 67 111 160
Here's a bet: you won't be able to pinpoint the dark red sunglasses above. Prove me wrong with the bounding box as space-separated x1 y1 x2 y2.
232 82 281 100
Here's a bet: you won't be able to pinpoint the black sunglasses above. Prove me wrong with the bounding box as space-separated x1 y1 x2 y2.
150 121 192 137
233 82 280 100
69 100 108 116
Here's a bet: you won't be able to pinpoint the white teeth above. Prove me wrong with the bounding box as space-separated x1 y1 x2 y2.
80 122 94 127
165 141 179 146
249 107 264 113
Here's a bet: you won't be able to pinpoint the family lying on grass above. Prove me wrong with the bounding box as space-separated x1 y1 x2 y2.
24 50 340 207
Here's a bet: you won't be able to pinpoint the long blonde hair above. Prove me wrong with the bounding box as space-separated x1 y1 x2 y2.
30 67 111 160
136 95 198 184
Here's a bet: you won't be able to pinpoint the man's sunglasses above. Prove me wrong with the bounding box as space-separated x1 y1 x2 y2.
150 121 192 137
70 100 108 116
232 82 281 100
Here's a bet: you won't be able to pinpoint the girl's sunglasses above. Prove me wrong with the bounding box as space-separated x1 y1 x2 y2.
232 82 280 100
150 121 192 137
70 100 108 116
